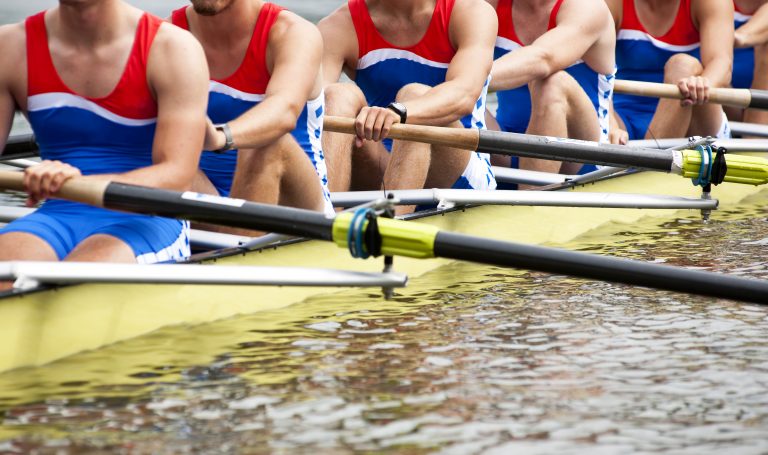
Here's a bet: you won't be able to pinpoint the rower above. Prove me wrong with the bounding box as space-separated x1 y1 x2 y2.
606 0 734 144
731 0 768 126
319 0 497 215
488 0 616 180
170 0 334 227
0 0 208 286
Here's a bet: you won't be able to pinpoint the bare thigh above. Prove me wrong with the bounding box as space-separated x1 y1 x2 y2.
0 232 59 290
65 234 136 263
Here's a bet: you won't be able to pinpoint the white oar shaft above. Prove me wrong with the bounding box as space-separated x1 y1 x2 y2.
0 261 408 290
331 189 718 210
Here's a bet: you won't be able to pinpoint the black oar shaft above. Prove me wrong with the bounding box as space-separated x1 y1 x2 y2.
103 183 335 241
749 90 768 110
2 134 38 161
477 130 675 171
434 232 768 304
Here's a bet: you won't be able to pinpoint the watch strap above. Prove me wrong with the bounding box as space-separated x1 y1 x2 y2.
213 123 235 153
387 102 407 124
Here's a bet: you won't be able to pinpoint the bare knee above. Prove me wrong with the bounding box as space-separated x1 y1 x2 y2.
529 72 572 111
664 53 703 81
325 82 367 116
395 83 431 102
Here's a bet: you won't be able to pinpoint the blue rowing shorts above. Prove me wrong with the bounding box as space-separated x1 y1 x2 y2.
0 200 190 263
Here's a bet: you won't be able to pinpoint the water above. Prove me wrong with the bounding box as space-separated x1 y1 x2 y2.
2 1 768 452
1 196 768 453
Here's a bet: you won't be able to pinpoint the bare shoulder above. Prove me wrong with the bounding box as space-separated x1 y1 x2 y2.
0 23 25 81
453 0 496 19
694 0 733 17
149 20 207 76
271 9 322 46
0 23 26 61
450 0 497 44
147 22 207 89
318 3 354 36
485 0 499 9
153 20 203 54
560 0 613 25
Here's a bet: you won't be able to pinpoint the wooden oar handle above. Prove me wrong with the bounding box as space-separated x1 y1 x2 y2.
614 80 753 109
0 170 109 208
323 116 480 151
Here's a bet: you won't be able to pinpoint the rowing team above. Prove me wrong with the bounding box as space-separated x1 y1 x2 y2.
0 0 761 274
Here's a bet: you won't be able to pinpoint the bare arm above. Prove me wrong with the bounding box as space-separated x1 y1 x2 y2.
490 0 612 91
211 13 322 149
403 0 498 125
318 5 359 85
98 23 209 191
695 0 734 88
735 3 768 48
0 74 16 156
0 24 24 153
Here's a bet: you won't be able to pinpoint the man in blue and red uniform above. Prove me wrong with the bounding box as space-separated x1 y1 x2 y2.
606 0 734 144
487 0 616 181
0 0 209 287
172 0 334 230
731 0 768 127
319 0 497 215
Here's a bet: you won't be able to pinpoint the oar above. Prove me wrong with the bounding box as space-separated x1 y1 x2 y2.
614 79 768 110
0 134 37 161
323 117 768 186
1 170 767 304
8 122 768 186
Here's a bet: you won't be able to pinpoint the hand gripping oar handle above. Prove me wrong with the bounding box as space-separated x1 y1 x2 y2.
324 116 768 185
323 116 480 150
0 171 109 208
614 79 768 110
3 169 768 304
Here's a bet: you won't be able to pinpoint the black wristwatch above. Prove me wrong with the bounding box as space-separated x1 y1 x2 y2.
387 102 407 124
213 123 235 153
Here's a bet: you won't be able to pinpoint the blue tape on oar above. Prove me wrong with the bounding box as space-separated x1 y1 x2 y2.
692 145 714 187
348 207 373 259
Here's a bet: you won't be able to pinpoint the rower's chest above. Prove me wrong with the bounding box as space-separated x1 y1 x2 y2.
633 0 683 37
510 5 552 45
46 34 136 99
367 8 436 48
199 34 269 81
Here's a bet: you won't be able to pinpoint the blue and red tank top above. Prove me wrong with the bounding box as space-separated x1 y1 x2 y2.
614 0 701 113
493 0 614 142
26 11 160 176
349 0 488 130
171 4 332 212
733 1 755 89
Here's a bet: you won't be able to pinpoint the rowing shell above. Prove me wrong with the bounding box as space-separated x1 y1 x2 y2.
0 167 766 374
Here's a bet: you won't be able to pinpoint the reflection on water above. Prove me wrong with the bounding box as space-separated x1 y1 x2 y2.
1 200 768 453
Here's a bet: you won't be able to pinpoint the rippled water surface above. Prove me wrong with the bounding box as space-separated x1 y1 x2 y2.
1 194 768 453
2 2 768 454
